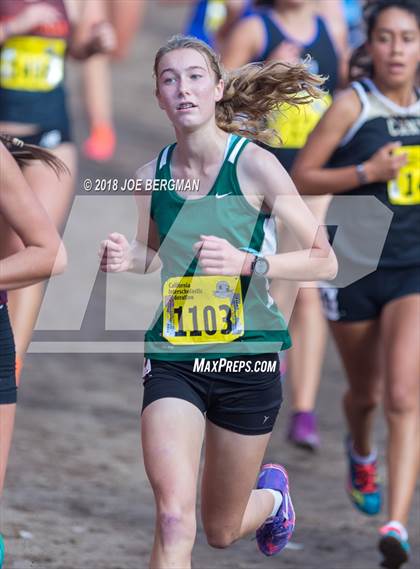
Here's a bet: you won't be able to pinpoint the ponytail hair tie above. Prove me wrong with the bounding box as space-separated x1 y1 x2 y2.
12 137 24 148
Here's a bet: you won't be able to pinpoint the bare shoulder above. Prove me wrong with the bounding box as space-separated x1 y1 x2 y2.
135 157 157 181
326 87 363 124
134 157 160 218
222 14 265 60
234 14 265 35
239 142 286 179
237 141 296 198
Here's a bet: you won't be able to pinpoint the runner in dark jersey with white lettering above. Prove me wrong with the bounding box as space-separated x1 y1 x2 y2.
292 2 419 567
0 135 66 567
99 35 337 566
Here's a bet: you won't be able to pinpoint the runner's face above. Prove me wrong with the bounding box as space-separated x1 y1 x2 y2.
369 8 420 88
156 48 223 131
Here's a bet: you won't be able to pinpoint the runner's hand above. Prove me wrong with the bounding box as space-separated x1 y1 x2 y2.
364 141 408 183
87 21 117 55
193 235 249 276
99 232 132 272
9 3 61 35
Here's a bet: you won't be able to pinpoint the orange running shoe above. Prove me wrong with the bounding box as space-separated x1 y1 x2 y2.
83 124 116 161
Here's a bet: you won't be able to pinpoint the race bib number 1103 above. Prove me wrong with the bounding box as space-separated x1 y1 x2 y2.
163 275 244 345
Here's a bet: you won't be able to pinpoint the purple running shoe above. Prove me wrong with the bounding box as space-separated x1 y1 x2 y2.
256 464 295 556
288 411 320 450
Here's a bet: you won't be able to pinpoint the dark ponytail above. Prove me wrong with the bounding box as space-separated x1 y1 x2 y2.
349 42 373 81
0 134 69 176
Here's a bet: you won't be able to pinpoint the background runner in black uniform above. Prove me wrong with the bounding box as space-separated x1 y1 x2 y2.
292 2 419 567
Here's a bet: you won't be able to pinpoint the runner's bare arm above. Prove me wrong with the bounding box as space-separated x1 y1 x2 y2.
0 143 67 290
291 89 365 194
237 143 338 281
292 89 408 194
133 160 162 274
221 16 264 70
99 160 162 274
0 2 61 42
65 0 116 60
215 0 249 48
317 0 349 87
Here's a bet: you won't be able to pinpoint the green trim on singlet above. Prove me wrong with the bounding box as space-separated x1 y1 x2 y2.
145 134 291 360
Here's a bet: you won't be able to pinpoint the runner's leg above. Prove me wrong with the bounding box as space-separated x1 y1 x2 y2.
141 398 205 569
330 319 383 456
201 420 274 546
381 294 420 525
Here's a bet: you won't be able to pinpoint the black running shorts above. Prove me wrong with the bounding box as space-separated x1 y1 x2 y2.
20 126 72 149
320 265 420 322
141 353 283 435
0 304 17 405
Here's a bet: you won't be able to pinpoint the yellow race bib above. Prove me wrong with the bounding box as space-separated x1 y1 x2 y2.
269 93 332 149
0 36 66 92
387 145 420 205
163 275 244 345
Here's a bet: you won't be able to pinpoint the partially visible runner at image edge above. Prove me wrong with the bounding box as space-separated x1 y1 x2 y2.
292 1 419 567
0 135 67 568
0 0 115 376
100 34 337 567
222 0 348 451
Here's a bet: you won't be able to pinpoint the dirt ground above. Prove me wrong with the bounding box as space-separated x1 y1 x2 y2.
3 3 419 569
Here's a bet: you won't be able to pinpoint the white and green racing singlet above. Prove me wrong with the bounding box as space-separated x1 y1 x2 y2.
145 134 291 360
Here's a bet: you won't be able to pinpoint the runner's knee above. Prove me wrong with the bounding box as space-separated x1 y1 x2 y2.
344 388 380 413
156 504 196 549
205 525 239 549
385 383 419 416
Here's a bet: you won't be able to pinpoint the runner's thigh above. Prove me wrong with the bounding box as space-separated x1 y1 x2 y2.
141 397 205 505
201 420 270 530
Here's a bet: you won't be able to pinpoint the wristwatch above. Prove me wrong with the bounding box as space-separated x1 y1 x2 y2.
251 255 270 277
239 246 270 277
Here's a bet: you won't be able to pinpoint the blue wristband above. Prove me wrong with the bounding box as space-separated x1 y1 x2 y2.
239 247 260 256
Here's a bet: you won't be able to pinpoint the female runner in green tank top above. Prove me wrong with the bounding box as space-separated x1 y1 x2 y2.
100 35 337 567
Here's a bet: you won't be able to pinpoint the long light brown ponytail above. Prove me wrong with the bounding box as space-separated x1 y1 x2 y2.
154 35 325 145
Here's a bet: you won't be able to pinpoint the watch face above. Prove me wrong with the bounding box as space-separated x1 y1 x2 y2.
254 256 269 276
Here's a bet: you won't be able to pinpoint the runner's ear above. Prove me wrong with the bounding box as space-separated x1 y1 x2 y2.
214 79 224 103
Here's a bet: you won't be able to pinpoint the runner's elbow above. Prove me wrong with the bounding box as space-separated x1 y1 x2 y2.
319 252 338 281
52 242 68 275
292 167 320 195
44 241 67 277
